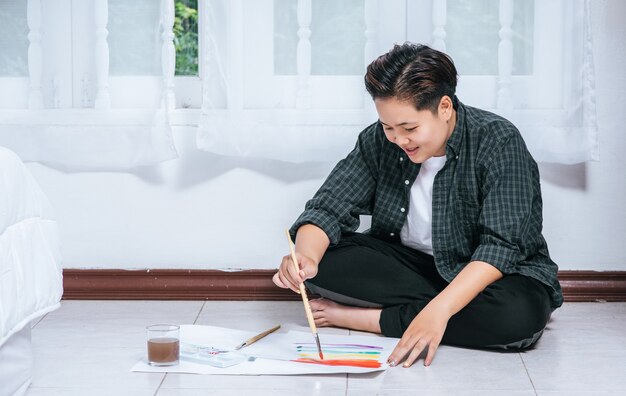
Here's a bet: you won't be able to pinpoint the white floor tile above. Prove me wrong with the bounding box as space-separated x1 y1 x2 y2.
347 346 534 392
46 300 204 320
31 346 163 390
537 392 626 396
157 389 346 396
522 347 626 392
550 302 626 318
28 301 202 392
161 372 346 391
24 301 626 395
533 302 626 351
26 388 156 396
346 391 537 396
32 301 204 349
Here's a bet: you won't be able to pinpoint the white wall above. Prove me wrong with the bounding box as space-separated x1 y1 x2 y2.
26 0 626 271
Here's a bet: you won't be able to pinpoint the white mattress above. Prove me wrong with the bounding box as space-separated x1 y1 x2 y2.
0 146 62 347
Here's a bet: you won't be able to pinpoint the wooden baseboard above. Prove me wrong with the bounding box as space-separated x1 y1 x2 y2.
557 271 626 302
62 269 626 302
62 269 299 300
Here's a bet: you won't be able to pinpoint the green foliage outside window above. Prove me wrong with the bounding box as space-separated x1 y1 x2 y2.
174 0 198 76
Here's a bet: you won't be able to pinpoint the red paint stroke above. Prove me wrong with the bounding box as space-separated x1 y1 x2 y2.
293 358 382 369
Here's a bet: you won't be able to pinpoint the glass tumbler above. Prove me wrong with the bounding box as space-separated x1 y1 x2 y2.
146 324 180 366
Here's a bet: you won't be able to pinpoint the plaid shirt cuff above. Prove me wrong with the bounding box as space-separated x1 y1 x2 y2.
290 208 342 245
470 241 519 274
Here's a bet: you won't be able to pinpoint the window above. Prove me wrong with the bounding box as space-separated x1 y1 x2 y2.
196 0 597 164
0 0 597 166
446 0 534 76
174 0 199 77
0 0 180 169
98 0 201 109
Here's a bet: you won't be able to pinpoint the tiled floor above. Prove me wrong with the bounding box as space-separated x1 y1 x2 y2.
24 301 626 396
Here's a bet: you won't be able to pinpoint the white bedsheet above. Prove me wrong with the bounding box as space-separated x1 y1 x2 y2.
0 324 34 395
0 146 62 347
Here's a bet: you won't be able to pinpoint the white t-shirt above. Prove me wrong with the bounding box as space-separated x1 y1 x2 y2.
400 155 447 256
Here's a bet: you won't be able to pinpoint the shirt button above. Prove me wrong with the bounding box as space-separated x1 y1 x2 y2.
390 232 395 237
456 155 459 159
404 180 409 185
399 157 404 162
400 207 405 213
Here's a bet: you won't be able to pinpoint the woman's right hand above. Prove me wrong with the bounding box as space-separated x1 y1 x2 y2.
272 252 319 294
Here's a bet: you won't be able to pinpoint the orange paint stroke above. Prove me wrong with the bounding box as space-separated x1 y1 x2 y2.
293 358 382 369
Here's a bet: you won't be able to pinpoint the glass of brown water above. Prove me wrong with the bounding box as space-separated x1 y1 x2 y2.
146 324 180 366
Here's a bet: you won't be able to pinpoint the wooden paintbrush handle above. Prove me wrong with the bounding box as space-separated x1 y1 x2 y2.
299 282 318 333
239 324 281 348
285 229 319 334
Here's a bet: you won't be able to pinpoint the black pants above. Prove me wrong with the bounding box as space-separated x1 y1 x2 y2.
305 233 553 349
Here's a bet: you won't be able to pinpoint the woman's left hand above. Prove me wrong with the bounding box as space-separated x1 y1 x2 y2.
386 303 450 367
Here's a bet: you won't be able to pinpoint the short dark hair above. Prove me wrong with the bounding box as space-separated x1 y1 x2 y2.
364 43 458 113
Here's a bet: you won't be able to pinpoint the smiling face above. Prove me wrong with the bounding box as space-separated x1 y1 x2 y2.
375 96 456 163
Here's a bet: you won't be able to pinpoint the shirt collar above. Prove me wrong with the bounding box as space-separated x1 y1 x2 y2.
445 95 464 158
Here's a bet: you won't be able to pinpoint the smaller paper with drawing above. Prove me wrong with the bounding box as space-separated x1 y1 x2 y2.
131 325 399 375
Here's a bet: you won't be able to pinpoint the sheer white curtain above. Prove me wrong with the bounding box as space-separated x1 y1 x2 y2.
518 0 598 164
196 0 377 163
0 0 177 170
197 0 597 164
442 0 598 164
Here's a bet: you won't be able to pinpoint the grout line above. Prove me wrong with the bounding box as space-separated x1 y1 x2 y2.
154 373 167 396
31 313 48 329
518 352 538 396
153 301 201 395
192 301 207 324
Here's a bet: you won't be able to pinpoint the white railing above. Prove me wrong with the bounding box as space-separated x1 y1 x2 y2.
364 0 378 108
364 0 378 67
26 0 43 110
497 0 514 109
227 0 243 112
296 0 312 110
200 0 211 113
94 0 110 109
431 0 447 52
161 0 176 111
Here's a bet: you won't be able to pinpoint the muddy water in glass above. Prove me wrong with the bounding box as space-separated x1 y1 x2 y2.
146 324 180 366
147 338 180 365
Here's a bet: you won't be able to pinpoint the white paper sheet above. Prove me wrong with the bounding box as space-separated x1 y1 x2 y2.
131 325 399 375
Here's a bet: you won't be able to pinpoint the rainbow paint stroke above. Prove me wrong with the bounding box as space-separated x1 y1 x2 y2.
292 342 383 368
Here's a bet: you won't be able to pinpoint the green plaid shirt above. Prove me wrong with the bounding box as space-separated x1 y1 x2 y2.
291 98 563 308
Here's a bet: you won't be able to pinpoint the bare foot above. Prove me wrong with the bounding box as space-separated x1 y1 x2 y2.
309 298 382 334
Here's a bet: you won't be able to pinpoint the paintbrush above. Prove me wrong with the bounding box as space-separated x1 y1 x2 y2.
234 324 281 350
285 229 324 360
